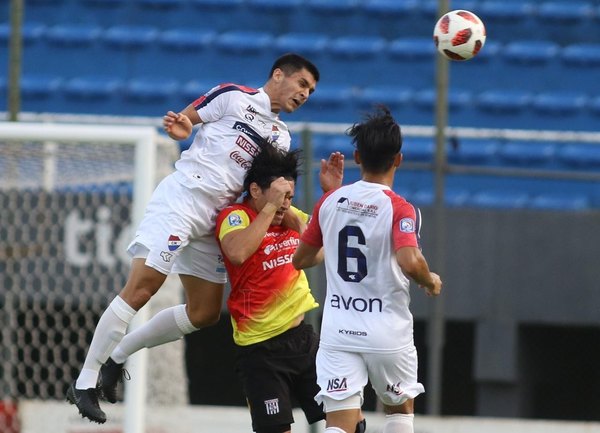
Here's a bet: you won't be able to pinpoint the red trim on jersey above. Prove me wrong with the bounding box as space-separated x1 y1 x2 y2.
192 83 260 109
383 189 419 251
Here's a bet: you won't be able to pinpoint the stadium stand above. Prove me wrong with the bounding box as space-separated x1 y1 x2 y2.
2 0 599 209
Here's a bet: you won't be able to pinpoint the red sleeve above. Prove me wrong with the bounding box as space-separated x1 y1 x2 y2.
384 190 420 251
300 191 334 247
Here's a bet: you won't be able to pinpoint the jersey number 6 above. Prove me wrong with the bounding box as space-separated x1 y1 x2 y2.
337 225 367 283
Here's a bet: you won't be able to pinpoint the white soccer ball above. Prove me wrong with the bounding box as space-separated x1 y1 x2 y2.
433 9 486 61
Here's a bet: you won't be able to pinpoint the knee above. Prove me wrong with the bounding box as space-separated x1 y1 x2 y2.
187 306 221 328
120 275 164 310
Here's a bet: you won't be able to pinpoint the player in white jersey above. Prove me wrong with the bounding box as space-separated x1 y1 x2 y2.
67 53 321 424
293 106 442 433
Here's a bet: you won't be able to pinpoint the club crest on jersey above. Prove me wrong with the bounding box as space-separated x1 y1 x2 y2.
399 218 415 233
228 213 243 227
167 235 182 251
271 125 280 142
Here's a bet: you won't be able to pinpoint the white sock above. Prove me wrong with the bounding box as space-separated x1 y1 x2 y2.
76 296 136 389
110 304 198 364
382 413 414 433
325 428 347 433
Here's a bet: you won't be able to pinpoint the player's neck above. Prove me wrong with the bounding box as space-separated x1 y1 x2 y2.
361 171 395 188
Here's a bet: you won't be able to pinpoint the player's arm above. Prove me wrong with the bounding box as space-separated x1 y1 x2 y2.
221 178 291 266
395 247 442 297
162 104 202 141
292 241 324 269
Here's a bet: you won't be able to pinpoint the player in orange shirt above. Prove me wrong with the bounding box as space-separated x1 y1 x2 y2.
215 142 364 433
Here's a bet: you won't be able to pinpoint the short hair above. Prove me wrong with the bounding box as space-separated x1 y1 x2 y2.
269 53 320 83
243 140 303 194
347 105 402 174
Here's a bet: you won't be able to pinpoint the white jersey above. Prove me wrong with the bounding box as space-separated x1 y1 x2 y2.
301 180 421 353
174 84 291 212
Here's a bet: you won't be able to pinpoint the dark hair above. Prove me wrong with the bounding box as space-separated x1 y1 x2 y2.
243 140 303 194
269 53 320 83
347 105 402 174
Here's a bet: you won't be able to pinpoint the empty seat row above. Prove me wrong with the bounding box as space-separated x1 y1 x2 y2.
3 24 600 93
310 134 600 171
5 74 600 129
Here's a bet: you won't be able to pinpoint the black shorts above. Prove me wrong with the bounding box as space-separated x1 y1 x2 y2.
235 322 325 432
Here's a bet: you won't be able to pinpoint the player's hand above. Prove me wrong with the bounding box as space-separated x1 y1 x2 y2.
264 177 293 210
163 111 193 140
421 272 442 297
319 152 344 193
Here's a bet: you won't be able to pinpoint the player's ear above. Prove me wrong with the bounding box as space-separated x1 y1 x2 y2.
393 153 402 167
354 150 361 165
249 182 262 199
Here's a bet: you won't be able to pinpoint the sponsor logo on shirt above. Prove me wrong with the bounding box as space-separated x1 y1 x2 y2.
335 197 379 218
338 329 368 336
264 398 280 415
236 135 260 157
246 104 258 114
168 235 182 251
331 294 383 313
399 217 415 233
262 253 293 270
263 238 299 255
228 213 243 227
229 150 252 169
327 377 348 392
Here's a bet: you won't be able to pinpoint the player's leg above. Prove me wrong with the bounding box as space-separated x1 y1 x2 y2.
381 399 415 433
364 346 425 433
315 348 367 433
68 174 190 422
235 333 296 433
99 240 225 402
67 258 166 423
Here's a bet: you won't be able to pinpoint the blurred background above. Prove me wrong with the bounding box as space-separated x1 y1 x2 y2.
1 0 599 432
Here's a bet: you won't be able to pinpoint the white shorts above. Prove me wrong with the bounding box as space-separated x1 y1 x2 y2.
315 345 425 410
127 172 228 284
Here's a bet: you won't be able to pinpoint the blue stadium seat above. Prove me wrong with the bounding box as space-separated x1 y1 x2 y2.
273 33 330 59
320 36 387 87
404 137 434 163
355 85 413 111
476 90 532 114
180 81 214 103
533 2 596 44
447 139 501 166
387 38 435 90
102 25 159 50
245 0 303 34
529 193 591 211
412 88 473 126
302 0 360 35
130 0 186 27
468 190 530 209
123 77 179 115
213 31 275 83
40 25 103 77
20 75 63 113
189 0 246 31
557 144 600 169
312 135 354 160
2 22 46 76
159 28 216 51
474 90 533 129
500 41 561 91
560 44 600 92
450 41 502 92
497 141 557 167
62 76 123 114
298 85 357 123
530 92 589 129
360 0 420 38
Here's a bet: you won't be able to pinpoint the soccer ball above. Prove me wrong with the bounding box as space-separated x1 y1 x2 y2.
433 10 486 61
